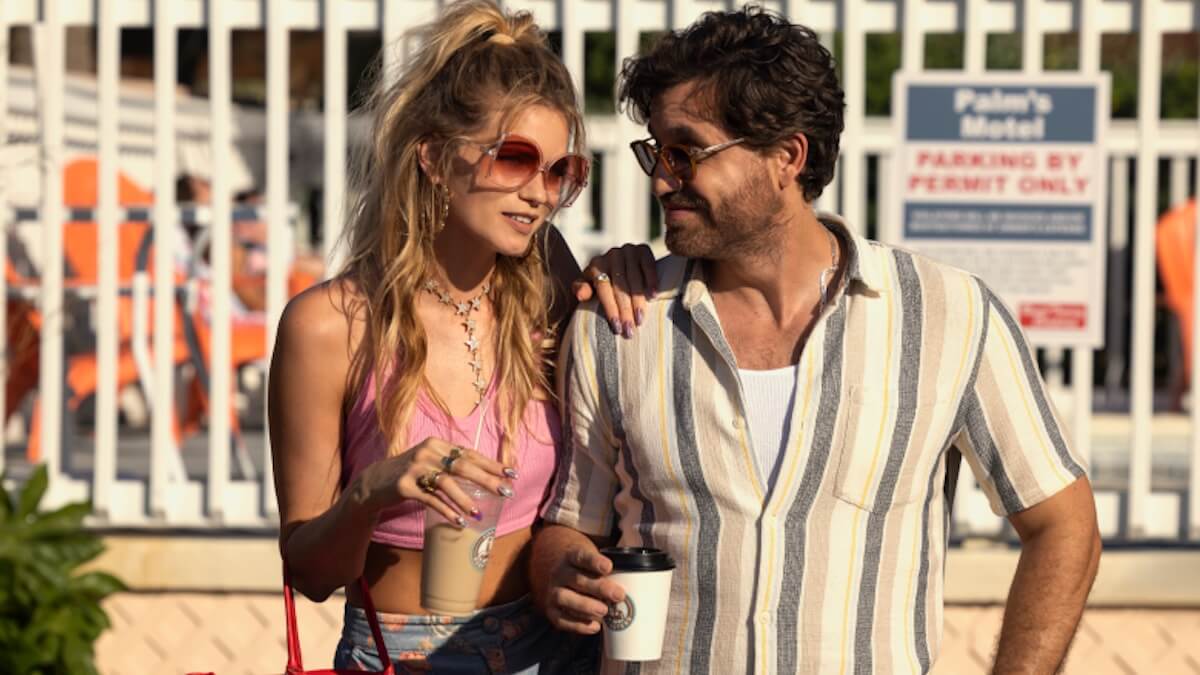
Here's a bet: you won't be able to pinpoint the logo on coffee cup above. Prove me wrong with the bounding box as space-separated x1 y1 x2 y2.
605 595 635 632
471 527 496 570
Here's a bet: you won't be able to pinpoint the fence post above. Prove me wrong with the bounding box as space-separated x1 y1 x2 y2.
36 2 66 486
0 0 9 479
609 0 646 249
1128 2 1162 538
1192 144 1200 540
263 0 289 520
840 0 866 236
207 0 234 520
963 0 985 75
1069 0 1107 474
93 0 121 517
557 0 588 246
322 1 347 272
151 0 180 519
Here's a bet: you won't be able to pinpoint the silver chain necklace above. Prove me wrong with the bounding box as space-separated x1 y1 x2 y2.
423 278 492 403
816 227 840 314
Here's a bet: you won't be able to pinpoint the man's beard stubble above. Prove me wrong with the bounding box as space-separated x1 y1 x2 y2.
662 165 785 262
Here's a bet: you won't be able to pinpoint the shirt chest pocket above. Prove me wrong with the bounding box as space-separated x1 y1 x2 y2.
832 385 955 513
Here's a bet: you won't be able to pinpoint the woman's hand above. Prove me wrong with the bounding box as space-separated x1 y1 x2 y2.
353 437 515 527
573 243 658 338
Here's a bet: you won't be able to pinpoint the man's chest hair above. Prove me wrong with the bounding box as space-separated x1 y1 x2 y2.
720 307 821 370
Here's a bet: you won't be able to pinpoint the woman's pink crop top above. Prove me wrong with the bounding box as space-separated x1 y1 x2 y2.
339 376 561 548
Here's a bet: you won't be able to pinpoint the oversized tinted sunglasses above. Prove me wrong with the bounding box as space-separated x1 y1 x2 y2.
630 137 746 181
474 133 590 208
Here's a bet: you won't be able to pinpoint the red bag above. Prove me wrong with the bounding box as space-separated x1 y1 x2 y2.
189 566 394 675
283 567 394 674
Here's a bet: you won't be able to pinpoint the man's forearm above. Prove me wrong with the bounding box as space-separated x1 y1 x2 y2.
529 523 600 610
993 527 1101 673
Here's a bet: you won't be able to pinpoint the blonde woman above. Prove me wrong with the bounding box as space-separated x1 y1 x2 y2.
269 1 652 671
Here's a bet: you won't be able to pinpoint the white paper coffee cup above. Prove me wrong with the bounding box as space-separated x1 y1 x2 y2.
601 547 676 662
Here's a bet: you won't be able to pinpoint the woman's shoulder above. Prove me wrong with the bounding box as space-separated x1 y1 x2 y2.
276 276 368 363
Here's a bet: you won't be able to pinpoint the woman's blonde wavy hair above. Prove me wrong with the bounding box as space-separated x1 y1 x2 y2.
338 0 585 464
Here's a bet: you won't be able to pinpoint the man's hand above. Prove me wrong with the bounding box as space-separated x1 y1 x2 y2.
530 525 625 635
994 476 1102 674
545 546 628 634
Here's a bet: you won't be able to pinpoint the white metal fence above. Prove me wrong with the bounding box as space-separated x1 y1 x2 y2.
2 0 1198 540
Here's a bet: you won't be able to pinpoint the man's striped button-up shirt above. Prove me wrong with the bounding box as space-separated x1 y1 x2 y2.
543 215 1086 674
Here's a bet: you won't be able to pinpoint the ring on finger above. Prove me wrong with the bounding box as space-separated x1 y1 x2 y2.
416 472 434 494
417 469 443 494
593 272 611 284
441 447 463 472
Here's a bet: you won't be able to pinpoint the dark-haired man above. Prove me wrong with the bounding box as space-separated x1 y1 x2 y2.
531 6 1101 674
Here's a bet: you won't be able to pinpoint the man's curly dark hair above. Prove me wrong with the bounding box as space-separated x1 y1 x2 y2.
617 6 845 202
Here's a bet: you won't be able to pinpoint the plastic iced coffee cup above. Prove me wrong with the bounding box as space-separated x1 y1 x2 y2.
420 477 504 615
601 547 676 662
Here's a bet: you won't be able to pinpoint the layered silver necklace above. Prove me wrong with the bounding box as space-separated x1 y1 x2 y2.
423 278 492 403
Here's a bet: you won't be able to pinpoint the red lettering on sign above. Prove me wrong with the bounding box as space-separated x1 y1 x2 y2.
1019 303 1087 329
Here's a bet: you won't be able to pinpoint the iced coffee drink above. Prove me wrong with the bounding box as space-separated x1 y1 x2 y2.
420 477 503 615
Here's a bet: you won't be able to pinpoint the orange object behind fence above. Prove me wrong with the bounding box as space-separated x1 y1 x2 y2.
1155 198 1199 382
11 158 286 463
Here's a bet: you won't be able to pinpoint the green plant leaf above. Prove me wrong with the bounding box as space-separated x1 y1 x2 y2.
27 527 100 546
15 562 69 603
43 635 63 671
29 536 105 570
0 638 46 675
27 520 99 546
72 602 111 640
71 571 127 599
37 605 77 637
16 465 49 519
0 464 123 675
35 502 91 531
0 535 33 562
0 566 13 606
0 471 13 520
62 638 99 675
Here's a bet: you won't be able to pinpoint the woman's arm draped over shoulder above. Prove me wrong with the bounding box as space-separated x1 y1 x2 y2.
269 281 377 601
543 225 660 341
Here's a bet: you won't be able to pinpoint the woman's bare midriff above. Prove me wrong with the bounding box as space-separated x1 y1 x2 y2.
347 527 534 614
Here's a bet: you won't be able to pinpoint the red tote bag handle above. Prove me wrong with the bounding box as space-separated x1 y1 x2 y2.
283 563 394 674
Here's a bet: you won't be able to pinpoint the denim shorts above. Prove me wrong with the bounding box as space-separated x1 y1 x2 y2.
332 595 599 674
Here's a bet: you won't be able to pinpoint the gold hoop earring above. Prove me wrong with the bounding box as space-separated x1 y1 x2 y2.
434 184 451 235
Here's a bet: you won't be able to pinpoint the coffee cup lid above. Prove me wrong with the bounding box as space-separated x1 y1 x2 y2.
601 547 676 572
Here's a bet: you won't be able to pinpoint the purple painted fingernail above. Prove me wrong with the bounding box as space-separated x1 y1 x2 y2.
470 507 482 520
498 486 514 498
609 318 622 334
622 322 634 339
455 515 468 528
635 308 645 326
503 467 519 480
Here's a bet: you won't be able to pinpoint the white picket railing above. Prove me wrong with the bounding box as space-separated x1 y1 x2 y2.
1 0 1198 540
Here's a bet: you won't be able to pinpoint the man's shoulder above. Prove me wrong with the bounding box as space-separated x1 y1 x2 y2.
851 237 1000 334
566 254 691 343
652 254 693 302
860 237 982 291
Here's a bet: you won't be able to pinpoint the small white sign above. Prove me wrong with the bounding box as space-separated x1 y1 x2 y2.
888 72 1111 348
